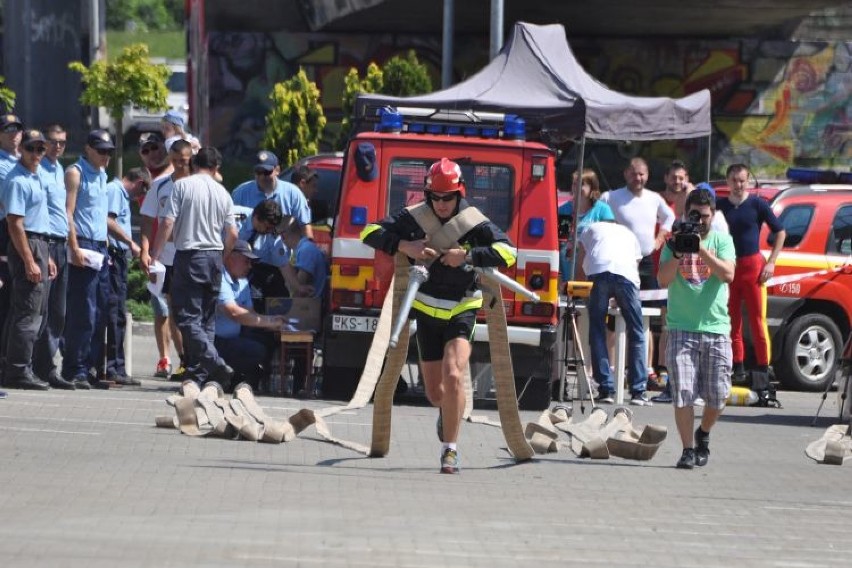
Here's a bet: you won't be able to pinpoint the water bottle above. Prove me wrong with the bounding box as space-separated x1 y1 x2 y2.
312 349 324 398
283 359 295 397
727 386 758 406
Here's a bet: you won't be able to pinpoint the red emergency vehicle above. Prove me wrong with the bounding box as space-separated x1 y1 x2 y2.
322 108 562 409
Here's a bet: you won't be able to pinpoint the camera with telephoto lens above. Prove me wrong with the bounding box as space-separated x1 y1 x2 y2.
671 209 702 254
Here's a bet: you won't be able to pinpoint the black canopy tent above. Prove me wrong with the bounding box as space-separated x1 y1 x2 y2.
355 22 713 278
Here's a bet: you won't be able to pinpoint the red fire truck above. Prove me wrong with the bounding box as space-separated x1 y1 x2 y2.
322 107 563 409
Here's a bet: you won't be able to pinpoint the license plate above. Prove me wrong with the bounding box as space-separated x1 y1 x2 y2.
332 315 379 333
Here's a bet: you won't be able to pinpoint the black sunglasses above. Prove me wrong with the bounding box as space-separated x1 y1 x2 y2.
23 145 47 154
47 139 66 146
426 192 458 203
255 169 274 177
95 148 113 156
2 125 21 134
140 145 160 155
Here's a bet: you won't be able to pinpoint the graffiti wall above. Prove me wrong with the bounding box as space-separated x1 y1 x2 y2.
204 31 850 176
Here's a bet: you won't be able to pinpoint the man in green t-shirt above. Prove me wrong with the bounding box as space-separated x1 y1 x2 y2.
658 189 736 470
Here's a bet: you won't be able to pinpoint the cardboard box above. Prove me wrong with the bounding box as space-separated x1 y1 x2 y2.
265 297 322 332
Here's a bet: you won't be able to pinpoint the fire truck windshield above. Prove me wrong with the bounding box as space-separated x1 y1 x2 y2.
387 158 514 230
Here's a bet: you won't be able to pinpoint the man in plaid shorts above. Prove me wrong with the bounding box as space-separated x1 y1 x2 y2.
658 188 736 469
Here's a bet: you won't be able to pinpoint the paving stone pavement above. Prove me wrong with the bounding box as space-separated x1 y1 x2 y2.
1 324 851 567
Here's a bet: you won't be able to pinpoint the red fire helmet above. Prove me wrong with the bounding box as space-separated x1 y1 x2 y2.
425 158 465 196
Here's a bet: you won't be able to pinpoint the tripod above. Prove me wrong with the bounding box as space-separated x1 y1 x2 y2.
812 334 852 426
558 294 597 414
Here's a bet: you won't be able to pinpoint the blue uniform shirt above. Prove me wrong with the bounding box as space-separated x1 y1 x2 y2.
292 237 328 298
40 156 69 238
106 178 132 251
0 149 20 219
3 162 50 234
70 158 109 242
216 269 253 339
231 178 311 226
238 221 288 268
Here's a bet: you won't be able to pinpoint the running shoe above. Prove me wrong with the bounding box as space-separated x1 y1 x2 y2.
154 358 171 379
440 448 460 474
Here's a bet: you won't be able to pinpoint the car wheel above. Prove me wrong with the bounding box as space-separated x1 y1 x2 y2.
776 313 841 391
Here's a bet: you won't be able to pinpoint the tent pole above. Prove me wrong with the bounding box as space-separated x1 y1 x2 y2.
705 132 712 181
490 0 504 59
568 136 587 282
442 0 454 89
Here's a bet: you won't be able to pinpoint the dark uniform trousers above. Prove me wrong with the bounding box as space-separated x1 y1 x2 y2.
105 246 129 377
5 235 49 380
171 249 227 382
33 238 67 381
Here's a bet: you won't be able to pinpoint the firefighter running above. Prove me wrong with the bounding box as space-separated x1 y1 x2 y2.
360 158 517 473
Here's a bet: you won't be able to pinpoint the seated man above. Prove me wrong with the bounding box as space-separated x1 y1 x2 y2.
280 219 328 298
239 200 290 302
214 240 286 389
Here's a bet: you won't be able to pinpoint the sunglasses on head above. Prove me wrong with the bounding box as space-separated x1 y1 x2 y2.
255 169 273 177
24 144 47 154
95 148 113 156
426 192 458 203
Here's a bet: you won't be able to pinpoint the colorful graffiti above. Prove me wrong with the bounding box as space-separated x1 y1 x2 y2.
203 32 851 176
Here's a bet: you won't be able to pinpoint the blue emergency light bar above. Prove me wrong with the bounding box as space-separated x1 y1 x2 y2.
786 167 840 184
376 107 526 140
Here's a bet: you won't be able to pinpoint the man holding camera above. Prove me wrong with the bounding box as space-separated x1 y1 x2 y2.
658 189 736 469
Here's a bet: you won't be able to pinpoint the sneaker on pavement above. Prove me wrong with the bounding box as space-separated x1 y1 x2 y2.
596 393 614 404
630 392 653 406
154 358 172 379
652 391 673 403
676 447 695 469
694 427 710 467
440 448 459 474
169 365 187 382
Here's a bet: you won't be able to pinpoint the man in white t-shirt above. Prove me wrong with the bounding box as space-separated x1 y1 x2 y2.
139 139 193 379
579 221 651 406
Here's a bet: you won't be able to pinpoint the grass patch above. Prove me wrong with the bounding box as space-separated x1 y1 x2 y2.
106 30 186 61
127 299 154 322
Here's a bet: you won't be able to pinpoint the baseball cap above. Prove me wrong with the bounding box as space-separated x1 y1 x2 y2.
87 129 115 150
0 114 23 130
694 182 716 199
232 240 259 260
21 129 47 147
354 142 378 181
163 110 185 129
254 150 279 172
139 131 165 148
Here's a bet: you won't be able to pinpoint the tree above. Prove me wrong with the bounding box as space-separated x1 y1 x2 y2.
335 63 383 150
69 43 170 176
0 76 15 114
106 0 183 31
380 50 432 97
264 68 327 167
333 51 431 149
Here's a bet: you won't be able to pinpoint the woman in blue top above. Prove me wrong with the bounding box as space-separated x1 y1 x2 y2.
558 169 615 282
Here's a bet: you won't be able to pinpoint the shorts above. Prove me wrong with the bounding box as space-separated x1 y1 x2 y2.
665 329 732 409
414 308 476 362
150 291 169 318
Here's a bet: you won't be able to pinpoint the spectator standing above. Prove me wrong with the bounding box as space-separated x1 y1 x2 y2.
140 139 192 378
658 189 736 469
151 147 238 386
214 240 285 388
557 168 614 282
600 158 675 385
161 110 200 153
280 219 328 298
0 113 23 389
104 168 149 385
62 130 113 389
3 129 53 390
716 164 786 385
578 221 651 405
32 124 72 389
232 151 312 239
